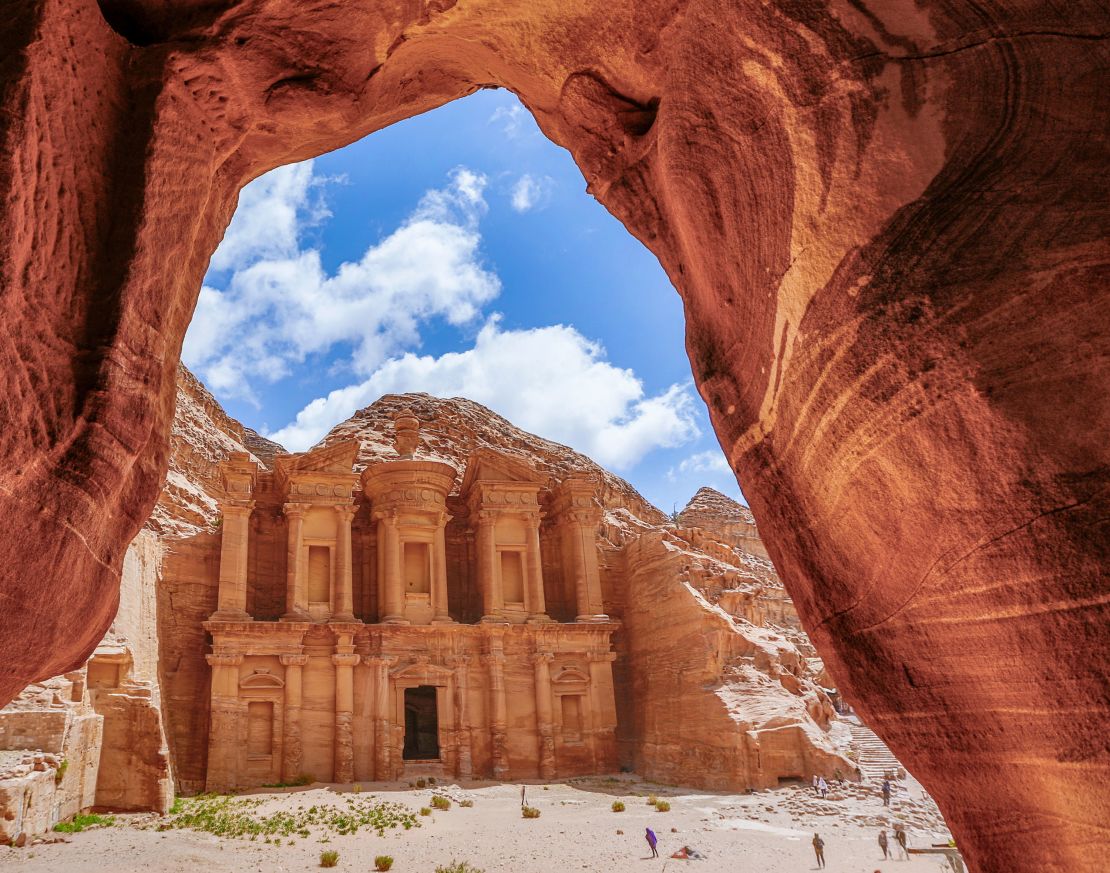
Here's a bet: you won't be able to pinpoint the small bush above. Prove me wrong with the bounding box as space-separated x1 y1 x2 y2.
646 794 658 805
521 806 541 819
431 795 451 811
353 784 361 794
611 801 625 812
262 774 312 788
655 800 671 813
374 856 394 871
616 829 624 835
428 777 436 785
319 849 339 868
419 807 432 816
435 862 484 873
416 778 427 789
54 759 68 784
53 813 115 833
459 799 474 808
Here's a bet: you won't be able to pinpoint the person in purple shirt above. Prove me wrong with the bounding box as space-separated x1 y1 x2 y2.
645 827 658 858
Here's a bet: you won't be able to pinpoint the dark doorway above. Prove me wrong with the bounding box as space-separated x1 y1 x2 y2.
403 685 440 760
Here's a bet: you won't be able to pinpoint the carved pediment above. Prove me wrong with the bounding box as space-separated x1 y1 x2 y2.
240 670 285 689
552 666 590 684
460 448 547 497
390 660 455 681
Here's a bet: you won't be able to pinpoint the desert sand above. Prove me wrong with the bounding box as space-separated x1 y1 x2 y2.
0 774 953 873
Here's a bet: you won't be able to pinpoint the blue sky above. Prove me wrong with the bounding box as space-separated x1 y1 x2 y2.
183 89 743 512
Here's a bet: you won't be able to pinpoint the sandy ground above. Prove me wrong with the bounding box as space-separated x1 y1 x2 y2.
0 775 954 873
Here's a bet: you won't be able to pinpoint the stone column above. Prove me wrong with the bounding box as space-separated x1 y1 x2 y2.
483 650 509 778
367 656 396 780
332 650 360 783
379 513 406 624
211 502 253 621
524 513 550 622
205 653 243 792
477 511 504 622
453 656 473 779
279 653 307 782
532 652 556 779
282 503 311 621
331 504 357 622
588 651 619 772
567 511 608 622
431 512 453 623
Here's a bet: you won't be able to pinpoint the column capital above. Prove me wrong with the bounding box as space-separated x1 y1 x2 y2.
531 651 555 665
332 653 361 668
279 654 308 667
218 501 255 516
587 651 617 663
206 653 243 667
333 503 357 520
477 509 498 526
284 502 311 518
480 652 505 667
362 655 398 668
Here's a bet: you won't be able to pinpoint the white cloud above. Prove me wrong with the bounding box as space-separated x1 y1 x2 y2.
489 103 530 138
667 450 731 481
510 174 555 213
268 317 700 468
183 165 500 404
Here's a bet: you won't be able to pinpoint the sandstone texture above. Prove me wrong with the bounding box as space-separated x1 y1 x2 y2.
0 2 1107 870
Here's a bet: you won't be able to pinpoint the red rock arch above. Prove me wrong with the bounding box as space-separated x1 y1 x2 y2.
1 2 1107 870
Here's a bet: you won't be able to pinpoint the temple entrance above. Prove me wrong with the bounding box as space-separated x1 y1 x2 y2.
403 686 440 760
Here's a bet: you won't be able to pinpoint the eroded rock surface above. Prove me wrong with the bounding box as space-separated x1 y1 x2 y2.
0 2 1107 870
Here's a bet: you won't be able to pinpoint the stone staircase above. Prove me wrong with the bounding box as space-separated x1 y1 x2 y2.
849 721 902 782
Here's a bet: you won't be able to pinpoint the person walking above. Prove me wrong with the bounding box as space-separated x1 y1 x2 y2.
813 774 820 795
645 827 659 858
882 779 892 807
521 785 526 808
895 826 909 860
878 829 890 859
812 833 825 868
818 776 828 799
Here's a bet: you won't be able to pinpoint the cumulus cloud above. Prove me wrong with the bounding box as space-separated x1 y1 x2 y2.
667 450 732 481
183 165 500 403
268 316 700 467
510 174 555 213
489 103 530 138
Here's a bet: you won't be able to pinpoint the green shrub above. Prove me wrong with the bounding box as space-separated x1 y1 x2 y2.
416 778 427 789
431 795 451 811
611 801 625 812
319 849 339 868
374 856 394 871
53 813 115 833
458 799 474 808
521 806 540 819
54 759 68 785
655 800 671 813
262 774 312 788
435 862 484 873
427 777 436 785
419 807 432 816
646 794 658 805
353 784 361 794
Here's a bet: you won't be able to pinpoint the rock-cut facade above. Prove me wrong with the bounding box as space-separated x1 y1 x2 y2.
203 410 619 790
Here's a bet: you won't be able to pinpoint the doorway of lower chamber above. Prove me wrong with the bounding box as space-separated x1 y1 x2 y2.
403 685 440 760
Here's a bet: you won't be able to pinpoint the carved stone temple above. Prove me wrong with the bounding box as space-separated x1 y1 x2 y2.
202 410 619 790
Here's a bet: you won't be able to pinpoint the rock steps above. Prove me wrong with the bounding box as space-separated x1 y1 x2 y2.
849 722 901 781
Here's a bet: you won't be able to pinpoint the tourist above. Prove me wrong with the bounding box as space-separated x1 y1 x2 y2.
521 785 526 808
645 827 659 858
818 776 828 799
881 778 892 806
812 832 825 868
879 829 890 859
895 826 909 860
813 774 820 795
